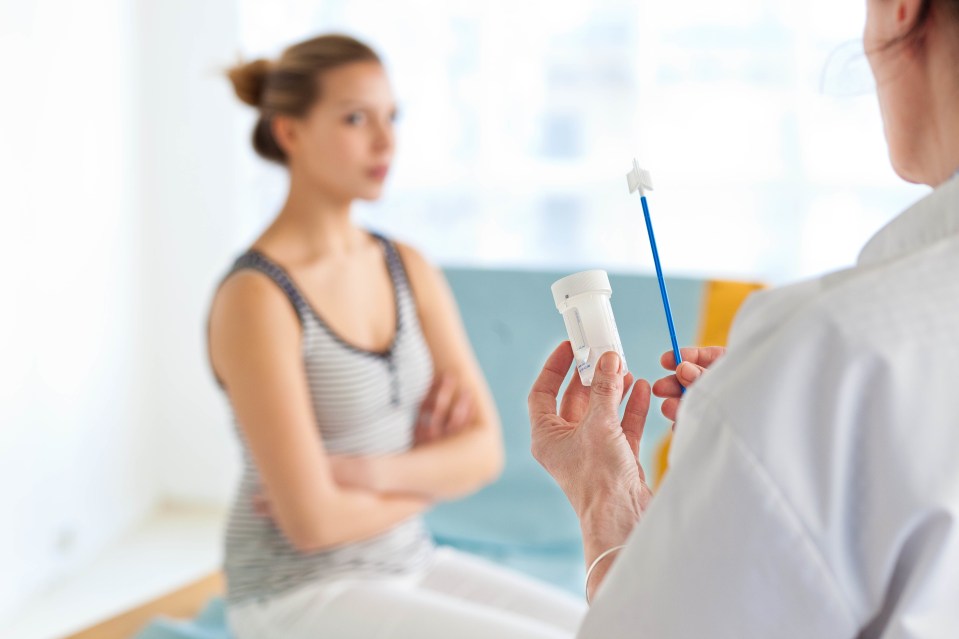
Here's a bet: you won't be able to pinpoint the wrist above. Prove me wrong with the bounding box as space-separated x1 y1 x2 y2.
578 483 643 561
585 544 627 605
575 479 644 526
578 480 641 605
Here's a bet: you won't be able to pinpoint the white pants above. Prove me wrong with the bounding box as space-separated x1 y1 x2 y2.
226 547 586 638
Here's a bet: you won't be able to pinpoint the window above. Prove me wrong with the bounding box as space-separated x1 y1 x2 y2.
237 0 927 283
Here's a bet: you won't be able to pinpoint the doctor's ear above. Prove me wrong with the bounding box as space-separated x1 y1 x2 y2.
890 0 931 45
866 0 933 57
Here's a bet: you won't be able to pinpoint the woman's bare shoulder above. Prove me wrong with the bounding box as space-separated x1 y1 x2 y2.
392 240 445 302
212 269 295 326
209 268 301 382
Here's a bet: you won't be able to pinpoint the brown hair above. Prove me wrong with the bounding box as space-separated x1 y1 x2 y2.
227 34 381 165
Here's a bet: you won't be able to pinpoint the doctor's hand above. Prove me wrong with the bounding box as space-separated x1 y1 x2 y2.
652 346 727 421
528 342 653 521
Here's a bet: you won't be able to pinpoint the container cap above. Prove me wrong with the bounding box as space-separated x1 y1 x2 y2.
551 270 612 310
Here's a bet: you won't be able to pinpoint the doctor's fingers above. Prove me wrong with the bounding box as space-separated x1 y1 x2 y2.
560 366 634 423
559 368 589 421
660 346 727 371
661 396 680 422
621 379 651 458
652 374 682 398
582 352 627 423
652 362 706 398
529 341 575 420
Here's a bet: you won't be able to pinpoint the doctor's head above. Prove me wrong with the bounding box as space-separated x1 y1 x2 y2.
865 0 959 186
227 34 397 204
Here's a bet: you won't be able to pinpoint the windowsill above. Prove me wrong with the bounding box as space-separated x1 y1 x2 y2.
1 502 225 639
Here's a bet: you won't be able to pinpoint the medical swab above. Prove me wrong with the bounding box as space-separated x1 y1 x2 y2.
626 160 685 391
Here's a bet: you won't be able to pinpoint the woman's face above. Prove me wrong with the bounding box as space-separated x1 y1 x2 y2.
280 61 397 202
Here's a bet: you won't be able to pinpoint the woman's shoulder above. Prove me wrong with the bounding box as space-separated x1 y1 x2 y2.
385 239 470 337
389 238 433 275
207 259 304 387
210 263 301 346
215 263 294 316
388 239 447 298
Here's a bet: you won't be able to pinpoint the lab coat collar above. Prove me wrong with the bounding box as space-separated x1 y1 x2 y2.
858 173 959 267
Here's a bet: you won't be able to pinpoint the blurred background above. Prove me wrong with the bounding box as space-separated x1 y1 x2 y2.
0 0 928 636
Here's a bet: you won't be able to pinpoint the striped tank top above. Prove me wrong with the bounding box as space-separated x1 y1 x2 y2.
221 232 437 605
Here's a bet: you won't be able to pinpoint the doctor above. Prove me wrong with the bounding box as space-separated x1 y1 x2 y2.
529 0 959 636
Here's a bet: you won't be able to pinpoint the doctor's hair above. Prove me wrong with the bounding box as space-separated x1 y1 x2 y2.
226 34 381 165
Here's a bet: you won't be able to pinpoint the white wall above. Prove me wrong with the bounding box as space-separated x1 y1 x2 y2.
0 0 151 621
0 0 259 621
135 0 249 508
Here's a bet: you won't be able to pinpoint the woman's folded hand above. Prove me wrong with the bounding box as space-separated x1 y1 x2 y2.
414 372 476 445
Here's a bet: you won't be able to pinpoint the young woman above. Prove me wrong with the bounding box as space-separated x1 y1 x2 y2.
529 0 959 636
209 34 585 639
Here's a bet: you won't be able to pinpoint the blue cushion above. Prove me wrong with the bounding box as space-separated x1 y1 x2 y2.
135 597 230 639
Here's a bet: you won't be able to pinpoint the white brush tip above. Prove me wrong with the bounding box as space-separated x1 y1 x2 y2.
626 159 653 194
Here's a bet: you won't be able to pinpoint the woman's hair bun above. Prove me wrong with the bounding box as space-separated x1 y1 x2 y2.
228 35 381 165
226 58 272 107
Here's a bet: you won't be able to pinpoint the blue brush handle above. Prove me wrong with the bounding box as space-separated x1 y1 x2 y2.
641 195 685 392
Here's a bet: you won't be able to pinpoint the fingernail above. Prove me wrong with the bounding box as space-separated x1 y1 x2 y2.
679 362 701 382
600 351 621 373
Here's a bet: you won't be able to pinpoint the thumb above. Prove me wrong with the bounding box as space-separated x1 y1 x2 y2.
677 361 704 386
586 351 625 420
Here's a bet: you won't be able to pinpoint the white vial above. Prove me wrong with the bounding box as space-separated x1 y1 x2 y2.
551 270 628 386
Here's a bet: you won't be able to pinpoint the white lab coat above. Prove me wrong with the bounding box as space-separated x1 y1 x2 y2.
579 175 959 639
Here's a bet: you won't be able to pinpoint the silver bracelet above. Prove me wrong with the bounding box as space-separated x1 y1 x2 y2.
585 544 627 605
